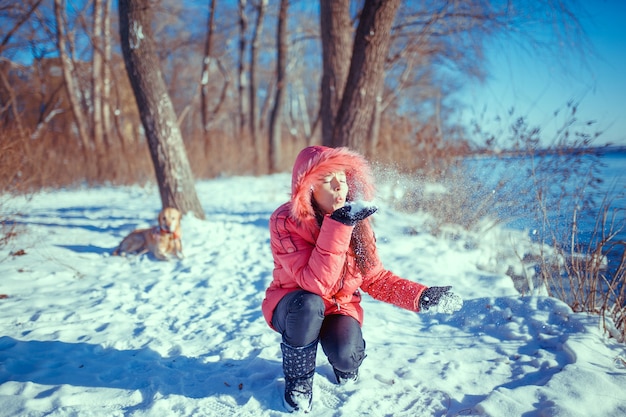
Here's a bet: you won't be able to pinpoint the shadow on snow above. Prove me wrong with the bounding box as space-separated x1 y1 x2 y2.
0 336 280 411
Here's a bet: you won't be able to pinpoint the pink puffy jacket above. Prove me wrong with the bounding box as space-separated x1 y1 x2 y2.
261 146 427 329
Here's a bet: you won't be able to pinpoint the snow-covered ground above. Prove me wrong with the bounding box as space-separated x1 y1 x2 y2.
1 174 625 416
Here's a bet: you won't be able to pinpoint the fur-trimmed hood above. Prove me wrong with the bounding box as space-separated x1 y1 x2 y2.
290 146 376 221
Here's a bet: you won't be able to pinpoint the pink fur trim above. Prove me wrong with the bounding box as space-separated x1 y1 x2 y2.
290 146 375 222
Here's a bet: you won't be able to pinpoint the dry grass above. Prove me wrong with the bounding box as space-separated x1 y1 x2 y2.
536 191 626 341
379 104 626 342
0 129 28 254
0 128 316 192
384 154 625 342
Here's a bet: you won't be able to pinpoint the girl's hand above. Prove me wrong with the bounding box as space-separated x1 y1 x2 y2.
330 202 378 226
418 286 463 314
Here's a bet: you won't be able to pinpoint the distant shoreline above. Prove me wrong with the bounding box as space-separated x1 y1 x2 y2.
467 144 626 159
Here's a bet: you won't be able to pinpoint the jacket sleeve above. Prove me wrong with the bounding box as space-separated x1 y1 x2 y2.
361 269 427 312
270 210 353 297
359 224 428 312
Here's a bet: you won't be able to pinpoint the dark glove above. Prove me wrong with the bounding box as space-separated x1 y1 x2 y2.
330 203 378 226
418 286 463 313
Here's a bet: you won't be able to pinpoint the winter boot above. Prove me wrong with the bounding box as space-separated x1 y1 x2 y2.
281 340 318 413
333 368 359 385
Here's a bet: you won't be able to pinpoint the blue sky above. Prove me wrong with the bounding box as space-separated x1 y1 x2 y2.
459 1 626 147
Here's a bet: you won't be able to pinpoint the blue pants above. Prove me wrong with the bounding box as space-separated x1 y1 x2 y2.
271 290 366 373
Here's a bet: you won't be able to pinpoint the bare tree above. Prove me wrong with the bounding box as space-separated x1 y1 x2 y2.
0 64 27 138
332 0 400 156
237 0 248 137
201 0 217 135
268 0 288 172
53 0 91 154
249 0 268 170
199 0 229 145
101 0 113 149
118 0 205 219
0 1 44 139
0 0 45 57
92 0 105 154
319 0 352 148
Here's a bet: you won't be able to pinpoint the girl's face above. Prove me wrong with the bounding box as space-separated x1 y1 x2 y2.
312 171 348 214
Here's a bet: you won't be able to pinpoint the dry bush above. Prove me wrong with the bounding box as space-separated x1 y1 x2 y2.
373 116 471 176
1 123 313 192
0 129 28 193
186 128 309 178
0 128 30 253
11 132 156 190
377 103 626 341
536 185 626 341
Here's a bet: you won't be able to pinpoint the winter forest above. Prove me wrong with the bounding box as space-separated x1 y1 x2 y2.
2 1 598 190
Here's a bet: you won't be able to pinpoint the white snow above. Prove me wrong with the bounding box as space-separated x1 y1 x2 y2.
1 174 625 416
346 200 378 213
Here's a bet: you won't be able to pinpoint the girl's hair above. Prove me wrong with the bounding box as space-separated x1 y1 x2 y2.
350 221 377 275
312 198 376 276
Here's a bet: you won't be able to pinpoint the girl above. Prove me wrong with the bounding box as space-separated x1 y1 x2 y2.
262 146 462 413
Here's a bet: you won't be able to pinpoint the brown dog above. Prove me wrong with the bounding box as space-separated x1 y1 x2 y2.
112 207 183 260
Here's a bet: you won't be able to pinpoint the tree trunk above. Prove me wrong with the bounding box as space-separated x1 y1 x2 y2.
118 0 205 219
319 0 352 148
92 0 105 155
201 0 217 134
53 0 91 153
333 0 400 156
368 80 383 155
237 0 248 138
249 0 267 173
102 0 113 150
268 0 288 173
